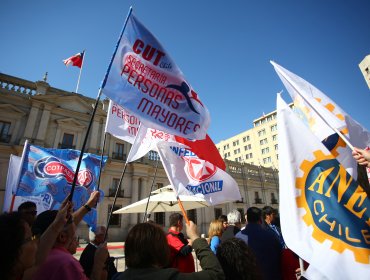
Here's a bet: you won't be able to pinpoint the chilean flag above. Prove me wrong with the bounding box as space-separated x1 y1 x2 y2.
63 51 84 68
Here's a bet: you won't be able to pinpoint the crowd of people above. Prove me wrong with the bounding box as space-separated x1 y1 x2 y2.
1 147 369 280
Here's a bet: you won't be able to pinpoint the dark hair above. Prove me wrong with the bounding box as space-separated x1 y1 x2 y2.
32 210 58 236
218 214 228 223
216 238 261 280
18 201 36 211
0 212 26 279
169 213 183 227
262 206 274 219
246 207 262 223
125 223 170 268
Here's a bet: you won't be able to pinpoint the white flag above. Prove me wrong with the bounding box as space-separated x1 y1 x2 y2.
105 100 141 144
3 155 21 212
156 141 241 205
103 11 210 140
272 61 370 179
277 94 370 279
126 124 175 162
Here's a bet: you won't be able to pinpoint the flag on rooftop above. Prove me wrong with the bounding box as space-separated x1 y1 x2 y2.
102 10 210 140
63 51 84 68
277 93 370 279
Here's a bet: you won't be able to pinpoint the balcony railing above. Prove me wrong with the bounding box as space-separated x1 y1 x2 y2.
112 153 126 160
254 198 262 204
0 134 11 143
271 198 278 204
108 189 124 197
234 197 244 203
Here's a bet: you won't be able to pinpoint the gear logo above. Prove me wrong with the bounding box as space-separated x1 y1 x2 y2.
296 150 370 264
183 157 217 182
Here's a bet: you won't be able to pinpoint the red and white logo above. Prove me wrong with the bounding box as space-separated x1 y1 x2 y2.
183 157 217 182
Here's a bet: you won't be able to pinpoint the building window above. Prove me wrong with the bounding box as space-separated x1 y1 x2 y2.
224 144 229 150
109 178 123 197
0 121 11 143
187 209 197 224
261 147 270 154
263 157 272 164
258 129 266 137
113 143 125 160
154 212 165 226
60 133 74 149
270 124 277 131
233 140 239 146
271 193 278 204
148 150 160 161
249 153 253 159
214 208 222 219
275 144 278 150
107 204 121 226
254 192 262 204
272 134 277 141
259 138 267 145
156 183 164 190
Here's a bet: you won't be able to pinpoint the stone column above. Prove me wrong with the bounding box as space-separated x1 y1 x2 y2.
130 176 139 225
35 104 52 144
23 103 40 141
89 120 99 150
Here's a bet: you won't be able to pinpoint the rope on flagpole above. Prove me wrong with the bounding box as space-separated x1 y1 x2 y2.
75 50 85 93
143 157 160 223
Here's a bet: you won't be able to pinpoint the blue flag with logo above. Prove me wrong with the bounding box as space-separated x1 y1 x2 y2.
16 143 107 231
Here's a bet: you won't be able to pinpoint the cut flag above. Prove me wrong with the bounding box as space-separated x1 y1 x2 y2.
102 11 210 140
271 61 370 182
277 93 370 279
156 140 240 205
63 51 84 68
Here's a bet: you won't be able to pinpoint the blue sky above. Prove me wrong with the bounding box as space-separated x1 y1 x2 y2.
1 0 369 144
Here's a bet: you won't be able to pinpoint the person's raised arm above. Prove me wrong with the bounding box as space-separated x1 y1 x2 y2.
73 191 100 225
181 221 225 280
23 198 72 280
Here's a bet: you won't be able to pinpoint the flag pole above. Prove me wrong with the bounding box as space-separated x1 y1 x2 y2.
143 157 160 222
96 132 107 192
69 7 133 202
272 62 354 151
104 161 128 241
177 196 190 225
104 122 141 241
75 50 85 93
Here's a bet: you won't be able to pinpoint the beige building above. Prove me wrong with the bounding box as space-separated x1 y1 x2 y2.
0 73 279 241
359 54 370 89
217 110 280 168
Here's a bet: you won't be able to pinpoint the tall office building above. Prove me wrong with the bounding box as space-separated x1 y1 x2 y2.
216 103 293 169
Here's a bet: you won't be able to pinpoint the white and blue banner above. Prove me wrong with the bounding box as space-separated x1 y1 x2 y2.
15 143 107 230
